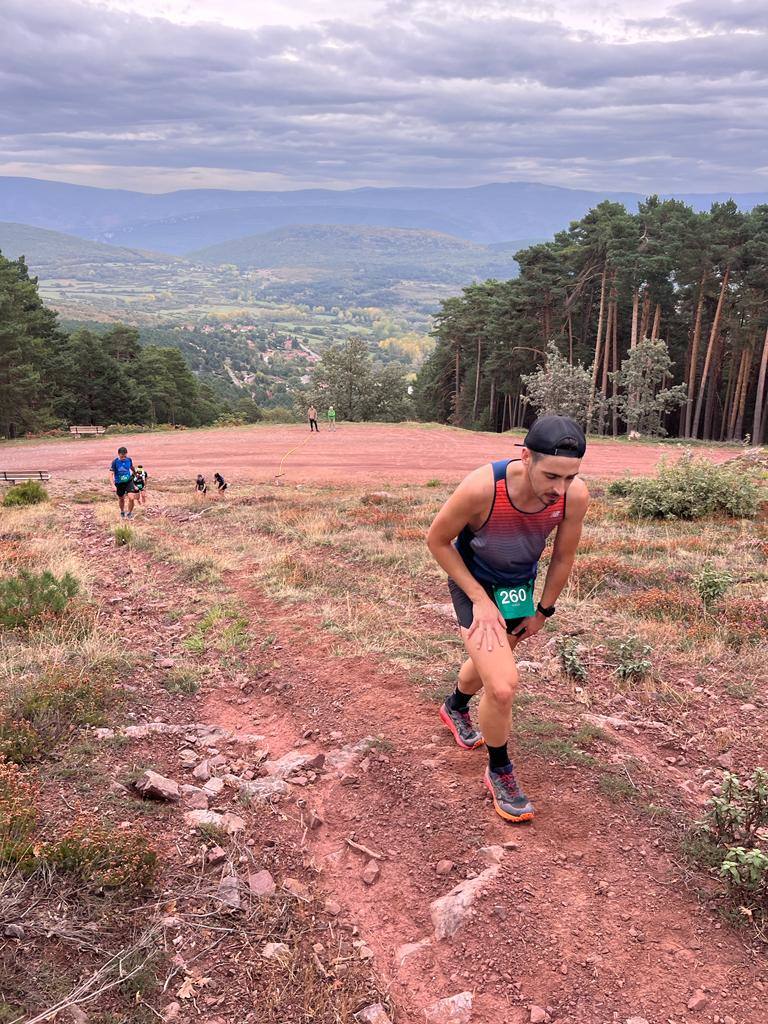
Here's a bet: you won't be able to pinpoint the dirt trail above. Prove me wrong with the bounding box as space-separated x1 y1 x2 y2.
66 499 767 1024
0 423 739 486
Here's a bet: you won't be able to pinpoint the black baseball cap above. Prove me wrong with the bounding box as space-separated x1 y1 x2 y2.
519 415 586 458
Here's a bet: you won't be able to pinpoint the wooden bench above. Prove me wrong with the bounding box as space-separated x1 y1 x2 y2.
69 425 106 436
0 470 51 483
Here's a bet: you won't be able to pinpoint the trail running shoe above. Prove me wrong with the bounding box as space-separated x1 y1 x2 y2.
484 765 535 823
439 699 484 750
120 511 126 519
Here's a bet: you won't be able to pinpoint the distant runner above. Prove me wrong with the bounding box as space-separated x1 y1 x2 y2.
110 446 136 519
426 416 589 823
214 472 228 493
133 464 148 506
195 474 208 496
327 405 336 431
308 405 319 432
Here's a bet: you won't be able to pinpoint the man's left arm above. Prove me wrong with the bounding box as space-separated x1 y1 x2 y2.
512 481 589 642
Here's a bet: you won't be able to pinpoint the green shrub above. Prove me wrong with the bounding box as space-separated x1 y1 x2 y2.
694 565 734 608
162 669 200 695
607 477 634 497
556 636 588 683
113 524 134 546
0 760 38 851
0 715 45 764
0 672 112 763
43 822 157 891
17 672 111 734
685 769 768 929
0 570 79 629
614 454 760 520
2 480 49 507
613 637 653 682
262 406 298 423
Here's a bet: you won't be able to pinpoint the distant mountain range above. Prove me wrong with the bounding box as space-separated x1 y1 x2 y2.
2 176 767 254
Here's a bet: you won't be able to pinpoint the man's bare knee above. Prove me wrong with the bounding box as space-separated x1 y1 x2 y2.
483 678 516 712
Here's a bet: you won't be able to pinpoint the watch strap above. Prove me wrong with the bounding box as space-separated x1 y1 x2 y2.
537 601 556 618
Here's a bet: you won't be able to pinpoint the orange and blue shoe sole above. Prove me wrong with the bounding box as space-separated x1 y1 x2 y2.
439 704 485 750
484 768 535 824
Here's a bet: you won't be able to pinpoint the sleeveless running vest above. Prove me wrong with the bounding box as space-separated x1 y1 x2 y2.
455 459 566 586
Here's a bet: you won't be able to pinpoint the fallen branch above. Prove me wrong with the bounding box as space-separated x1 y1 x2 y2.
345 838 385 861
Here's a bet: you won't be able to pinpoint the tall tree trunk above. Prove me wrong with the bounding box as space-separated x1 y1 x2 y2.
684 272 707 437
728 348 748 440
454 343 460 418
735 345 753 441
638 290 651 341
630 288 639 350
650 304 661 342
599 296 614 435
692 267 730 438
567 312 574 365
587 264 608 428
500 390 507 432
722 347 740 441
611 302 619 436
489 376 496 428
472 336 482 422
752 324 768 444
703 336 724 440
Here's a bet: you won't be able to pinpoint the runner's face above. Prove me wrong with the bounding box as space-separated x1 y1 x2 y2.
525 452 581 504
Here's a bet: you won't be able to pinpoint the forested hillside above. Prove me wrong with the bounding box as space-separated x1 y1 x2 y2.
416 198 768 443
0 254 225 438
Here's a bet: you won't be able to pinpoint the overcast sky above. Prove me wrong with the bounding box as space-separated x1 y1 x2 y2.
3 0 767 194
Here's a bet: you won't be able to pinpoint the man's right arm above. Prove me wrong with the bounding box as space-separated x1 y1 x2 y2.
426 468 507 649
426 473 488 600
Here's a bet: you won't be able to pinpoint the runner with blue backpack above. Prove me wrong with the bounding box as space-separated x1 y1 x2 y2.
110 446 136 519
426 416 589 824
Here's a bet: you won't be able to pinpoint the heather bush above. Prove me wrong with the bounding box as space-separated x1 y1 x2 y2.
0 570 79 629
2 481 48 507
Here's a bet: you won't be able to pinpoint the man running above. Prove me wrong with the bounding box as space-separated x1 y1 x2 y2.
426 415 588 823
109 446 136 519
327 405 336 431
308 405 319 432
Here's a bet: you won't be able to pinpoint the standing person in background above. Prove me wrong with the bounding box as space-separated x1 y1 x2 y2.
327 405 336 431
110 446 136 519
133 464 148 506
214 472 228 493
308 404 319 432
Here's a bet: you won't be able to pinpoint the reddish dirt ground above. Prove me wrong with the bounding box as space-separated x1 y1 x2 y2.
0 423 738 487
54 497 766 1024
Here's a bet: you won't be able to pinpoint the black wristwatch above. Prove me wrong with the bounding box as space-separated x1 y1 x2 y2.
537 602 556 618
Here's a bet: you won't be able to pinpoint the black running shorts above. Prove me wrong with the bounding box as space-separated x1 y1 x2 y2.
448 578 525 634
115 480 136 497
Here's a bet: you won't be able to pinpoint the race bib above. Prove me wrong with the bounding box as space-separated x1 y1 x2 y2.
493 580 535 620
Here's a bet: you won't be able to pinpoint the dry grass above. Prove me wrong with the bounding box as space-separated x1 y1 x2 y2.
132 479 766 706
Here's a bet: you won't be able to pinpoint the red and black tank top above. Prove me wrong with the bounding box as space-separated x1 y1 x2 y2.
455 459 565 586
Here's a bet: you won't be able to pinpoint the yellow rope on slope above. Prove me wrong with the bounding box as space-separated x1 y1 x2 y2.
274 431 314 482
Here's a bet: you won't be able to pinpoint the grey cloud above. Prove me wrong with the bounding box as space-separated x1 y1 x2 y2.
1 0 768 191
674 0 768 32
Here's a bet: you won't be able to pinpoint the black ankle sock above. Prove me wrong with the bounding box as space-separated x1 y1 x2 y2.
487 743 512 772
448 686 472 712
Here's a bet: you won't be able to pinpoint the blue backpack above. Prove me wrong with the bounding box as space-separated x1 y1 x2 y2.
112 457 133 484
